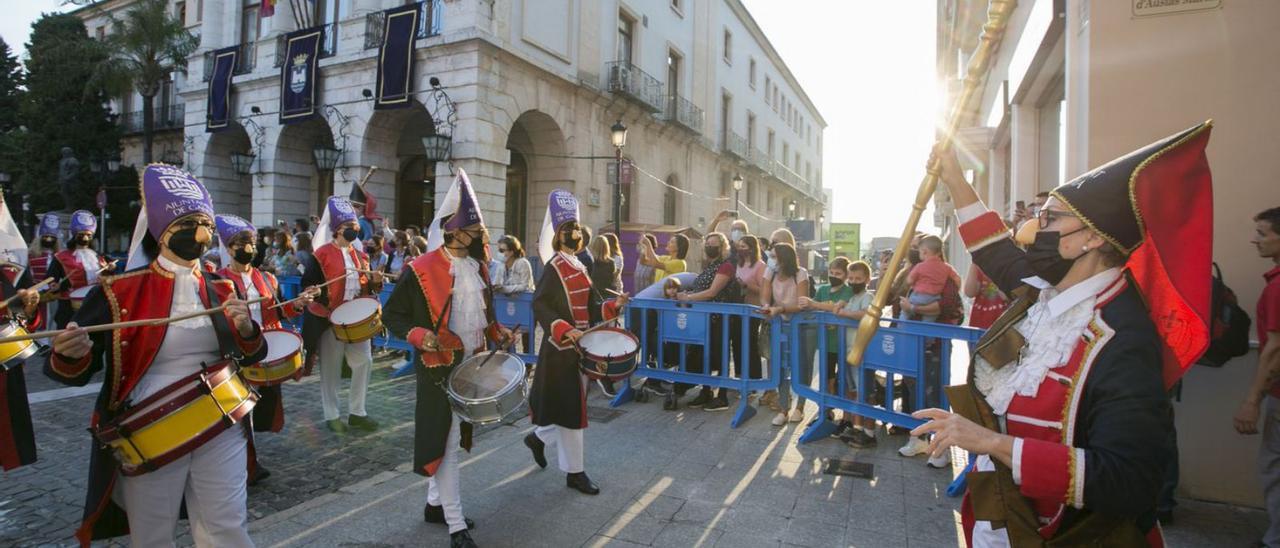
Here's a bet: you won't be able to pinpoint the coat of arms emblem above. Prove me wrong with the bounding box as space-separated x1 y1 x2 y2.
289 52 309 94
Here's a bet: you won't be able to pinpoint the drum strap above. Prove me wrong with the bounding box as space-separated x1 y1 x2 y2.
202 279 242 362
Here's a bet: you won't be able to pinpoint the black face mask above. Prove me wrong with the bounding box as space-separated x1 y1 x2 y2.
41 238 56 249
560 234 582 253
167 228 208 261
849 282 867 294
907 249 921 264
1026 228 1089 285
233 248 255 265
467 237 488 260
829 277 845 287
341 228 359 243
704 245 721 260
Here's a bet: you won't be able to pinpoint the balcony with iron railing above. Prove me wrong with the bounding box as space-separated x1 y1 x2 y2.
117 104 185 135
202 43 256 82
274 22 338 68
664 94 703 134
723 131 748 160
605 61 665 113
751 149 770 172
364 0 443 50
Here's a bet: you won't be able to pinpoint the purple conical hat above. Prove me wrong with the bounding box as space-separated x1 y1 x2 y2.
548 189 579 229
38 214 59 237
443 172 484 230
327 196 358 232
215 214 256 245
70 210 97 235
142 164 215 240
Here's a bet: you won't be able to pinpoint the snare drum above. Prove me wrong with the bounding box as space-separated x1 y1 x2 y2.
446 351 528 425
69 286 93 310
0 322 39 371
240 329 303 386
93 360 257 476
577 327 639 381
330 297 382 343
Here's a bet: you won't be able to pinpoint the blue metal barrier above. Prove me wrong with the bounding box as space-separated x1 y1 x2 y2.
783 311 984 444
617 298 779 427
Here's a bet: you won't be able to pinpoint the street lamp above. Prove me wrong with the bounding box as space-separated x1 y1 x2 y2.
230 152 256 176
732 174 743 217
788 199 797 220
107 154 121 173
610 119 628 239
313 145 341 202
421 134 452 164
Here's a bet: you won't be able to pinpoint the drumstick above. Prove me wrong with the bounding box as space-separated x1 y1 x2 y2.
0 303 233 344
251 274 347 310
0 278 54 312
346 267 386 277
580 316 621 336
476 325 522 368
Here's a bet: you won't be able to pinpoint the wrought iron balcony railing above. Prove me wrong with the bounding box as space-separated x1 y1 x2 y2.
664 94 703 134
605 61 665 112
723 131 748 160
364 0 443 50
202 43 256 82
117 104 185 135
274 22 338 68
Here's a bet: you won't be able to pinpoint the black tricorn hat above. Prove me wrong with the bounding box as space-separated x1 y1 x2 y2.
1049 121 1212 255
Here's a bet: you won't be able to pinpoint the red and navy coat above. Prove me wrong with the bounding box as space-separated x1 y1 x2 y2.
0 267 44 471
47 249 112 329
42 263 267 546
529 253 619 430
219 266 302 433
383 248 503 476
953 210 1169 547
299 242 382 372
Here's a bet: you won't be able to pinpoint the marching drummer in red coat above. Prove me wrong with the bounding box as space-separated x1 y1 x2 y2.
383 169 511 548
0 200 45 472
47 210 113 329
524 189 628 496
913 123 1214 546
29 213 59 281
300 196 384 433
43 164 266 547
216 214 315 484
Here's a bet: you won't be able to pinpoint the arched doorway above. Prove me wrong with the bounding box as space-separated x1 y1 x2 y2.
272 117 337 220
202 123 254 219
504 110 568 252
359 101 437 231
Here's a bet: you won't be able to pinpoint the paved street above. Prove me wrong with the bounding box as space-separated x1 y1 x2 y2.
0 353 1268 547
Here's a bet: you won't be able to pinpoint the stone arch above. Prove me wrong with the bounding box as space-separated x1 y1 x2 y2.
201 124 254 219
504 110 568 255
358 100 438 230
270 117 336 220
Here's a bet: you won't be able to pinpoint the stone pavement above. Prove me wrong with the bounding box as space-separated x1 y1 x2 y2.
1 354 1270 547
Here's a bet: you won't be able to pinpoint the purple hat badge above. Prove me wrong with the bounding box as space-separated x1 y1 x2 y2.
443 173 484 231
327 196 358 232
215 214 256 245
70 210 97 235
548 189 579 229
142 164 215 240
38 214 60 237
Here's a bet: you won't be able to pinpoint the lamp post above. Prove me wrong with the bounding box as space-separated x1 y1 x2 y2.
421 133 452 164
788 199 797 221
732 173 743 218
230 151 256 177
313 145 341 209
610 119 628 239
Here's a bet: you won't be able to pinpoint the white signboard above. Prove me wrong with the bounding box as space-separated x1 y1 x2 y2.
1133 0 1221 17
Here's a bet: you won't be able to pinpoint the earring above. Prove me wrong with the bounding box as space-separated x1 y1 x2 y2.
1081 246 1089 252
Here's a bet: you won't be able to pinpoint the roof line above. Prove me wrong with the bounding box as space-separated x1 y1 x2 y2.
727 0 826 128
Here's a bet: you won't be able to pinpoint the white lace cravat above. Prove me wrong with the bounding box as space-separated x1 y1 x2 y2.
75 248 100 284
448 256 488 353
157 255 213 331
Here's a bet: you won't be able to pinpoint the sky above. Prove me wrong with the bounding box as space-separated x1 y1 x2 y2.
740 0 941 242
1 0 940 242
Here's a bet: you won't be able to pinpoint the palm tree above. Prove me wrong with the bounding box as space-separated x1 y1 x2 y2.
87 0 197 164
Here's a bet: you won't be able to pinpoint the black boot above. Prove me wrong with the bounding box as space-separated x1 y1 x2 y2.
524 433 547 469
450 529 478 548
249 464 271 486
424 503 476 529
566 471 600 495
663 392 678 411
687 387 713 408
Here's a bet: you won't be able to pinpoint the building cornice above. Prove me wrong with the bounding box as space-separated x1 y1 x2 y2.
726 0 826 128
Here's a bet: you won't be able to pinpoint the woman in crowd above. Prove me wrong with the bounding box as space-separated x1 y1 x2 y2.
587 235 619 294
293 232 314 275
604 233 624 291
492 235 535 295
269 231 300 276
734 235 766 383
632 233 659 293
760 242 810 426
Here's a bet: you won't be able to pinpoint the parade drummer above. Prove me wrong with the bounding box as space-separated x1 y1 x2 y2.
47 210 112 329
216 213 315 484
383 169 511 548
913 123 1214 546
44 164 266 547
299 196 383 434
0 197 45 472
523 189 628 496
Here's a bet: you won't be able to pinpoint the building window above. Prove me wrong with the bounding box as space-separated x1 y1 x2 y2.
241 3 260 46
764 76 771 104
719 173 730 197
766 189 773 212
670 0 683 15
663 177 678 225
749 58 756 89
767 130 775 159
617 13 635 64
720 92 732 150
667 49 681 97
722 29 732 64
794 152 800 171
782 142 789 165
95 26 106 40
747 179 756 206
746 112 756 153
175 1 186 24
196 0 203 22
805 162 811 182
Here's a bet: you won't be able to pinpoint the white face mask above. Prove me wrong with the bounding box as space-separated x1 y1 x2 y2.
730 230 744 242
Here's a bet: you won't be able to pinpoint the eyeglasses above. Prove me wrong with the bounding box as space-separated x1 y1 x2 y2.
1037 208 1078 229
174 218 215 231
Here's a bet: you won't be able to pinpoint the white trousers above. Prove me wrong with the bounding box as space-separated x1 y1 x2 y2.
427 413 467 533
534 425 585 474
318 327 373 421
119 428 252 548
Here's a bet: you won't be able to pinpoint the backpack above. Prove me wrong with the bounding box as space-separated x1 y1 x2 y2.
1197 262 1252 367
